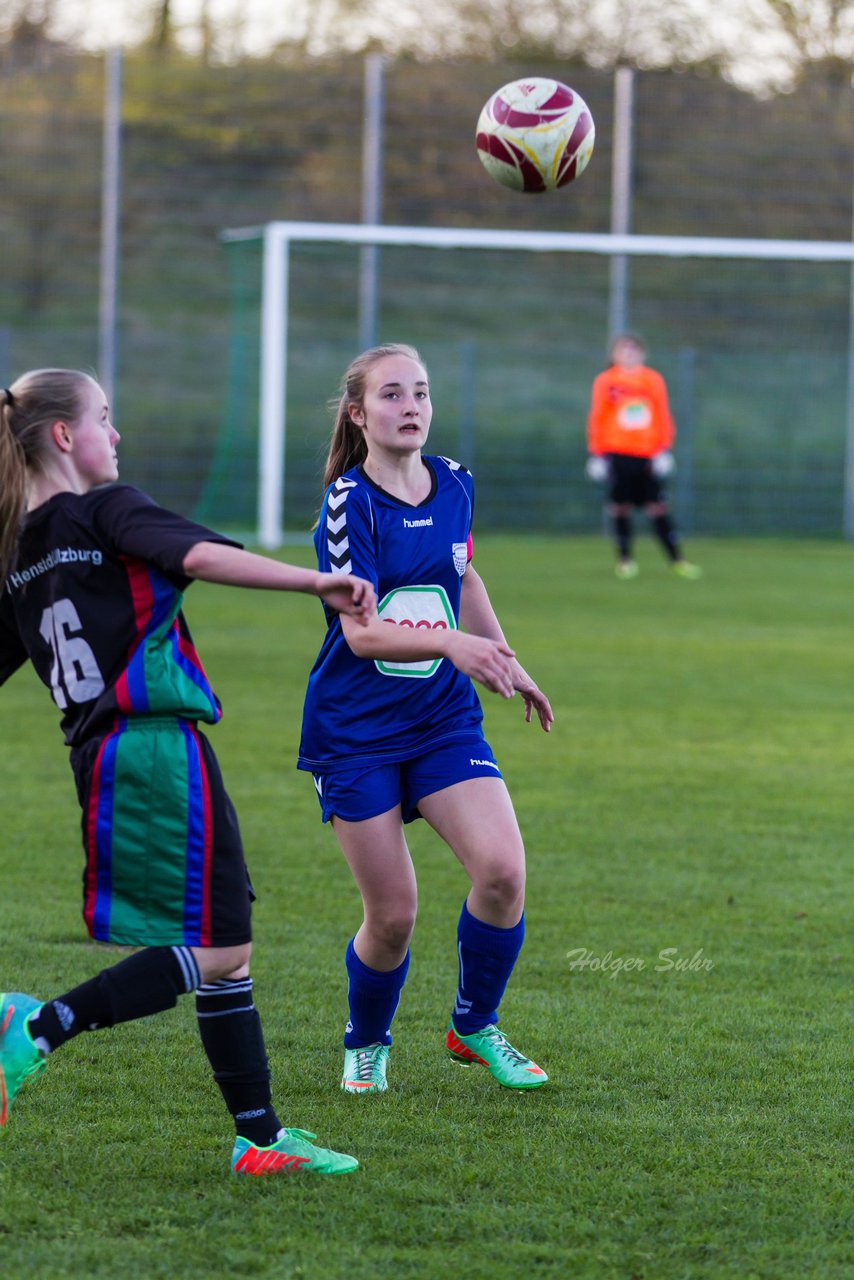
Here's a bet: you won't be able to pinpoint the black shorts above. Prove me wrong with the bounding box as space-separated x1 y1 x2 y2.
607 454 665 507
70 718 254 948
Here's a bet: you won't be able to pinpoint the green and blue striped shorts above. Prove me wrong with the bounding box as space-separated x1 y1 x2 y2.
71 717 253 948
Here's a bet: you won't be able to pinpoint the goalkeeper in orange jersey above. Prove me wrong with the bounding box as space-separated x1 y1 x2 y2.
586 334 701 580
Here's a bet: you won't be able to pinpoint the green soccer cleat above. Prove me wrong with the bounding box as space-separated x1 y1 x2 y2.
446 1022 548 1090
341 1043 389 1094
615 559 639 580
0 992 47 1128
673 560 702 579
231 1128 359 1176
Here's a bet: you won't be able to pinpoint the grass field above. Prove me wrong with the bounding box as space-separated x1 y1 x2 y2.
0 535 850 1280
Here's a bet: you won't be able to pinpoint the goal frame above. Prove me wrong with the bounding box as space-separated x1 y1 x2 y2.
220 219 854 548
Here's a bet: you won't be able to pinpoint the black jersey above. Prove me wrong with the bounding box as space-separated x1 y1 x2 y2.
0 484 239 746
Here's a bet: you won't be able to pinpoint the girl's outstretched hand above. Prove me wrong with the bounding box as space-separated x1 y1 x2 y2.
511 662 554 732
317 573 377 625
447 632 517 698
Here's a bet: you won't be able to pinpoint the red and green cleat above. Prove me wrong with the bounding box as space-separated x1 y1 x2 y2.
341 1043 389 1094
0 993 47 1128
231 1128 359 1176
446 1021 548 1090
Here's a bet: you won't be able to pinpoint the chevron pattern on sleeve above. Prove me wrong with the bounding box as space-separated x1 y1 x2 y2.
326 477 357 573
438 456 470 474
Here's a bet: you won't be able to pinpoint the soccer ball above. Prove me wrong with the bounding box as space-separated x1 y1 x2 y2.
475 78 595 194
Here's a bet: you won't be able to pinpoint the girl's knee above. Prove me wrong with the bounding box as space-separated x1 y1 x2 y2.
473 860 526 908
194 941 252 983
365 907 417 954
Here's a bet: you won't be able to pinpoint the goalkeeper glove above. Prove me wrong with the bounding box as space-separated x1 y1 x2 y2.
651 451 675 478
585 455 609 482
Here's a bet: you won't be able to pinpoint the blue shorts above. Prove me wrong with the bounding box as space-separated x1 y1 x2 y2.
311 737 503 824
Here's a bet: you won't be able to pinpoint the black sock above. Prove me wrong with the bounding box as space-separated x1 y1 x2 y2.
652 513 681 562
195 977 282 1147
27 946 201 1052
614 514 632 560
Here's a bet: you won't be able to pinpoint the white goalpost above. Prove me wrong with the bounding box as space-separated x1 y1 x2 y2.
220 219 854 549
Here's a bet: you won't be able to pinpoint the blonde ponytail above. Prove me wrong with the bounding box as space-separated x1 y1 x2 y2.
0 389 28 580
0 369 92 580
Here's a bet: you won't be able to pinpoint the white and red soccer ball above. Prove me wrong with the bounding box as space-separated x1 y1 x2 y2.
476 78 595 193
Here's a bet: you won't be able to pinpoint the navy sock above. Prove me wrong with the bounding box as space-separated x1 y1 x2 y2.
195 977 282 1147
27 946 200 1052
452 901 525 1035
652 513 681 561
614 514 633 560
343 938 410 1049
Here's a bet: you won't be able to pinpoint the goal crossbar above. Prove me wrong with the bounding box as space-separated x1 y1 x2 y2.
219 220 854 547
223 219 854 263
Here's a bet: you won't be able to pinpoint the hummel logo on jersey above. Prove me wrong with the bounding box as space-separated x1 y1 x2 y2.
470 758 500 770
403 516 433 528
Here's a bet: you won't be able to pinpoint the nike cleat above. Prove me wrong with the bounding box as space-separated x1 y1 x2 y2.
446 1021 548 1090
341 1043 389 1094
0 992 47 1127
231 1128 359 1176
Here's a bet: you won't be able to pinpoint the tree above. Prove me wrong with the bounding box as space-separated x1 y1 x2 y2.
279 0 854 93
761 0 854 85
150 0 173 51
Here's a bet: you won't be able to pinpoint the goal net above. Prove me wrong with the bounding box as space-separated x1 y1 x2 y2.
209 220 854 547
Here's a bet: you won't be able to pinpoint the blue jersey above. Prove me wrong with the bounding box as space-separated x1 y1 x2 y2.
297 456 484 772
